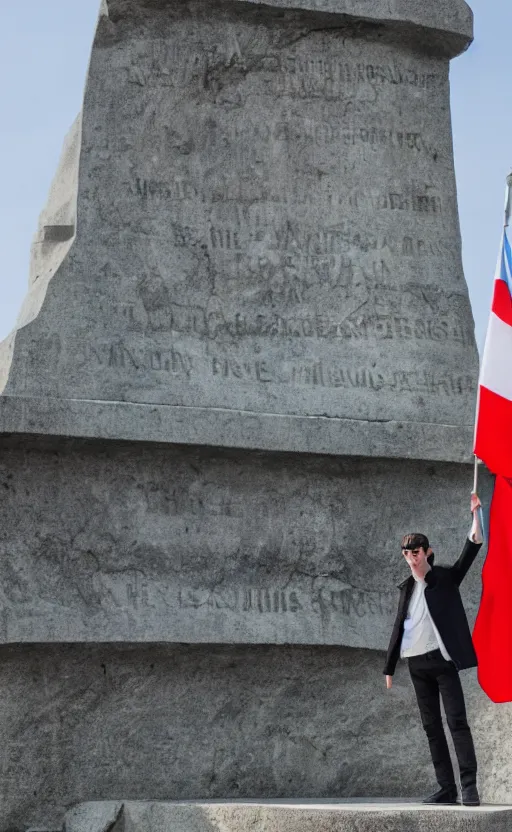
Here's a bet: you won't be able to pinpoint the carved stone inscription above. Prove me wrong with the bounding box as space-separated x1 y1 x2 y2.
4 2 478 429
0 440 479 649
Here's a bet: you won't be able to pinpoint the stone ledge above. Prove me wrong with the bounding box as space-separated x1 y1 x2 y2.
0 395 475 463
65 800 512 832
236 0 473 56
100 0 473 56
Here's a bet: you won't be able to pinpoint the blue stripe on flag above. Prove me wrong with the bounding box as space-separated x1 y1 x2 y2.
501 230 512 295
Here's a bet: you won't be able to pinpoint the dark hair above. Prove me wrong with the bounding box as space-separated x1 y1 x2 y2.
401 533 429 552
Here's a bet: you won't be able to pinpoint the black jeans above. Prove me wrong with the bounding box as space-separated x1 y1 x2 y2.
408 649 477 790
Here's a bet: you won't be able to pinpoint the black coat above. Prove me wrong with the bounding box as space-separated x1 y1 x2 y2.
384 539 483 676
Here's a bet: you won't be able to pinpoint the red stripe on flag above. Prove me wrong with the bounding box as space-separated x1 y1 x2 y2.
473 476 512 703
492 279 512 327
474 386 512 477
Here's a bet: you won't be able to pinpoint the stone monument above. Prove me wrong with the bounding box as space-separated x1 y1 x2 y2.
0 1 503 829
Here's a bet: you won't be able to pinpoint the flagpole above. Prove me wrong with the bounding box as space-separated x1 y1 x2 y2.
506 172 512 229
473 456 479 494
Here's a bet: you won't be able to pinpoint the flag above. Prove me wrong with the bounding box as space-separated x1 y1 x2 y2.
473 177 512 703
473 477 512 703
474 223 512 475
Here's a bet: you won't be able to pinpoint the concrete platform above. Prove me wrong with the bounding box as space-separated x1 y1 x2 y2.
65 800 512 832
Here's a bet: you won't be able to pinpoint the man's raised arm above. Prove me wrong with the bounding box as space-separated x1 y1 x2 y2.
450 494 484 587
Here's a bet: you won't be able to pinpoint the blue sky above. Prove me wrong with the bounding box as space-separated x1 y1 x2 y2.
0 0 510 351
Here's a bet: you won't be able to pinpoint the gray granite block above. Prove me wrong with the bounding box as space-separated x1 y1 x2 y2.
0 0 478 456
0 436 491 646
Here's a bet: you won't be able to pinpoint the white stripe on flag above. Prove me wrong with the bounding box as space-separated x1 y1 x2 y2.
481 311 512 401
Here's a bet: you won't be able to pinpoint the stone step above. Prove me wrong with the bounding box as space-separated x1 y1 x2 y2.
65 800 512 832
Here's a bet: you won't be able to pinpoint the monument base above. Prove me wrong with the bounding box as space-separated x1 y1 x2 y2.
66 800 512 832
1 643 506 830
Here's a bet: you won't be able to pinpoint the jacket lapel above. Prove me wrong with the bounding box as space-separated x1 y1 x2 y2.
397 575 415 619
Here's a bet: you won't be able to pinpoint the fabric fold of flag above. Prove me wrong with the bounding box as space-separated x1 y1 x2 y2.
473 217 512 703
473 476 512 703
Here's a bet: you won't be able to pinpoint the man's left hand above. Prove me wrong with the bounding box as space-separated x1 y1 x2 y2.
404 549 432 581
409 560 432 582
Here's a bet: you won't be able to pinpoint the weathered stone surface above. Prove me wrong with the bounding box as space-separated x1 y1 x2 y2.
66 803 123 832
0 643 507 830
0 2 495 829
0 644 444 829
238 0 474 55
0 436 491 646
0 0 478 459
0 394 477 462
467 683 512 807
65 800 512 832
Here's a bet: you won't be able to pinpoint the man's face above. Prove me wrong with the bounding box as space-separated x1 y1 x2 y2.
402 546 429 571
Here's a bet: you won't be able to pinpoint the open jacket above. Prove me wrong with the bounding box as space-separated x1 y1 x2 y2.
384 538 483 676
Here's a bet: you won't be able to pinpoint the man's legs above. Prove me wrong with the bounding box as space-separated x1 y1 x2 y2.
437 663 478 790
409 654 456 792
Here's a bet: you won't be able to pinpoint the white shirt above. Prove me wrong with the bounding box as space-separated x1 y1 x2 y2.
401 576 451 660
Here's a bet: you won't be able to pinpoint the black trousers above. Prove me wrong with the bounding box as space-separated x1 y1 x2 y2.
408 649 477 790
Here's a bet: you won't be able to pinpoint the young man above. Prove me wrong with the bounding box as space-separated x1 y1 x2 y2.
384 494 484 806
